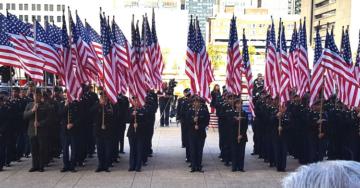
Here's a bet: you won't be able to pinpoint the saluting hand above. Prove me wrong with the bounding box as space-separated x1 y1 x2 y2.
101 125 106 130
67 124 73 129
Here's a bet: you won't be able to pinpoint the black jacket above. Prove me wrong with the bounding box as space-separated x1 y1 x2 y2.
91 102 115 138
210 91 220 108
23 102 53 136
270 109 293 141
126 107 148 138
186 107 210 139
346 111 360 141
10 97 27 132
59 100 84 135
228 109 248 143
0 104 11 137
307 111 329 140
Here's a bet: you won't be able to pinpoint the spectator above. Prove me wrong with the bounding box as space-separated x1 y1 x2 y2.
210 84 221 113
252 73 264 96
282 161 360 188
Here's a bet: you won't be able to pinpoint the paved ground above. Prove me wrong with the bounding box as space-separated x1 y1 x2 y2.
0 122 302 188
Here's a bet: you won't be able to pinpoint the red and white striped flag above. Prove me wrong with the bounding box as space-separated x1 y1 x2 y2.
152 12 164 91
185 19 197 94
297 20 310 98
241 32 254 116
279 25 291 107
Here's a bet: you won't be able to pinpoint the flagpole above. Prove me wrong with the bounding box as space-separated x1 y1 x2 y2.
18 68 21 89
238 28 246 143
319 21 326 135
67 7 72 125
291 21 297 102
32 15 38 136
277 17 282 135
195 16 199 128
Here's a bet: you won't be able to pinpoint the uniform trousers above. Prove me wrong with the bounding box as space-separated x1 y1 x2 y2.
96 137 112 170
29 136 49 169
128 137 144 170
309 139 327 163
188 137 205 169
5 134 16 165
60 134 77 169
0 137 6 169
273 140 288 170
231 142 246 171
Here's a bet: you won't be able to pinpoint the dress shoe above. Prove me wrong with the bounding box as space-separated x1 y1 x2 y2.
220 159 224 162
263 159 268 163
78 162 85 167
71 168 77 172
105 169 110 172
188 164 192 168
88 155 93 158
25 155 30 158
257 156 263 159
117 155 121 159
17 159 21 162
136 169 141 172
142 162 148 166
231 169 236 172
29 168 39 172
197 168 204 173
119 151 125 154
113 159 120 163
239 170 245 172
38 168 44 172
276 168 285 172
5 164 10 167
148 154 153 158
190 168 196 172
218 155 222 158
95 168 102 172
60 168 69 172
250 152 257 155
110 164 114 167
181 145 185 148
292 157 298 160
128 169 134 172
50 159 55 162
185 158 190 163
224 162 229 166
45 164 50 167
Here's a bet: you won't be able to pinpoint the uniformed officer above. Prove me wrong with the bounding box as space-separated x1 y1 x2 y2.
9 87 27 164
59 99 83 172
20 88 33 158
216 94 227 159
287 94 301 160
219 94 234 166
187 97 210 173
271 99 293 172
180 93 194 162
126 97 148 172
307 99 329 163
91 92 115 172
229 98 248 172
157 82 172 127
0 94 10 171
253 89 267 157
329 100 347 160
299 93 311 164
265 95 275 167
324 94 336 160
346 107 360 161
85 86 99 159
141 96 155 166
112 94 129 162
177 88 190 148
23 89 53 172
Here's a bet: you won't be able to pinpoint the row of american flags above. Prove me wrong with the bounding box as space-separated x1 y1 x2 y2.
0 8 164 107
264 17 360 110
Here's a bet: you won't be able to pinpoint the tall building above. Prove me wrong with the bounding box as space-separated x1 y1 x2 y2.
301 0 360 51
260 0 294 15
122 0 180 9
295 0 301 14
185 0 217 38
217 0 257 14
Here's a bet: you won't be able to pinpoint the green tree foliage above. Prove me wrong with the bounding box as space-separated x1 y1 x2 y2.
206 42 227 70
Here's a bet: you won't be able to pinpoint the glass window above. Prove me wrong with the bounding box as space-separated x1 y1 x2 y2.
25 15 28 22
37 15 41 22
19 15 23 21
50 16 54 22
57 5 61 11
24 4 28 10
214 28 220 33
250 23 256 29
37 4 41 11
32 4 35 11
11 3 15 10
6 3 10 10
259 23 265 28
57 16 61 22
0 4 3 10
32 15 35 21
19 4 23 10
44 16 48 21
62 5 65 11
45 4 48 11
50 5 53 11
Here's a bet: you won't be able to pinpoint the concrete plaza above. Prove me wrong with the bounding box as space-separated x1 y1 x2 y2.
0 123 302 188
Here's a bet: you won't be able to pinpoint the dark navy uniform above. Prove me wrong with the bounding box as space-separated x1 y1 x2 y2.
86 91 99 158
0 101 10 170
265 105 276 166
346 111 360 161
187 106 210 171
142 98 155 165
228 109 248 171
180 99 193 161
219 102 232 164
115 95 129 154
270 109 293 171
126 106 148 171
91 101 115 171
59 100 83 171
329 107 347 160
307 110 329 163
177 96 186 147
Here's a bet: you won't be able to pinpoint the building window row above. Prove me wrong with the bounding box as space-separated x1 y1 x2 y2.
0 3 64 11
18 15 54 22
315 9 336 19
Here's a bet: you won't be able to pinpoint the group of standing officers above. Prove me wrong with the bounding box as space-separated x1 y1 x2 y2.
0 81 161 173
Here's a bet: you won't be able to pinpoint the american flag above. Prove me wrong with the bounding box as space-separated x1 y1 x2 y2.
146 18 162 92
279 25 291 107
75 14 102 85
152 12 164 91
45 21 61 52
242 32 254 116
226 16 242 94
86 22 103 62
322 29 360 107
142 18 156 89
297 20 310 99
271 20 281 99
0 32 43 82
338 28 353 104
33 20 63 80
130 21 147 107
61 14 82 101
100 13 117 104
354 31 360 85
185 19 197 94
309 26 324 107
7 12 34 47
194 20 211 103
264 25 273 92
70 15 89 85
288 28 297 89
1 13 44 82
112 20 132 95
